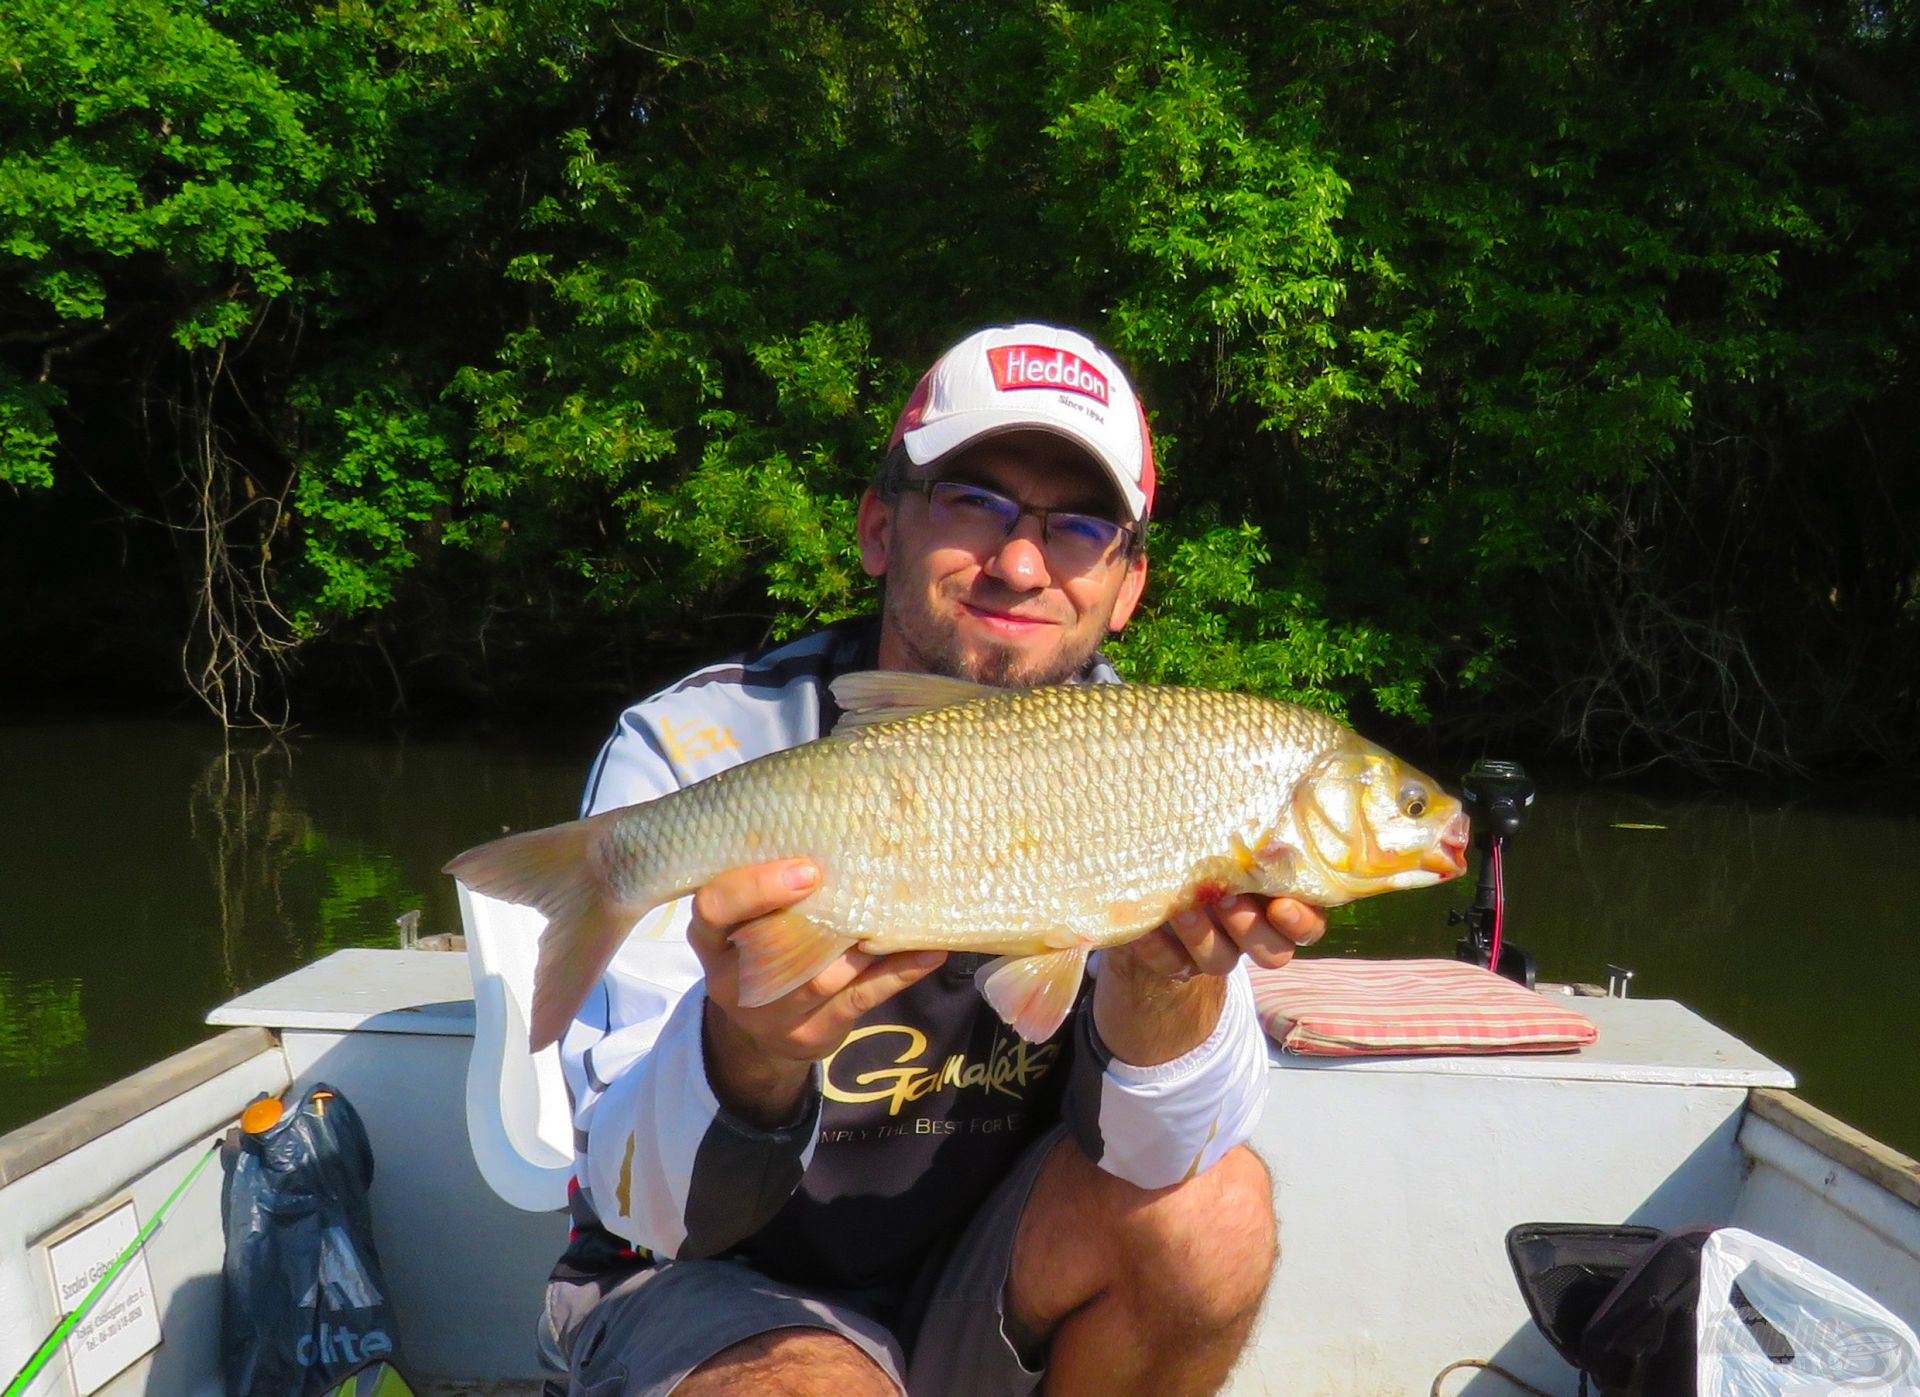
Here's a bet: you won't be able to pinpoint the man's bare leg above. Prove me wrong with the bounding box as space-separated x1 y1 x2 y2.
675 1327 899 1397
1006 1138 1277 1397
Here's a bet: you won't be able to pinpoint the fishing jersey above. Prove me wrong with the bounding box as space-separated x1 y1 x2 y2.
557 616 1271 1291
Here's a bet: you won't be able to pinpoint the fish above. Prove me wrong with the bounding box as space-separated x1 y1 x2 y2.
445 671 1472 1050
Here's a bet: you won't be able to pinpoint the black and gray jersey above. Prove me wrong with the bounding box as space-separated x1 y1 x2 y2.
557 617 1269 1290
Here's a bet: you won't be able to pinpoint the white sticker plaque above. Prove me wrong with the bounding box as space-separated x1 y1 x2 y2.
44 1200 162 1395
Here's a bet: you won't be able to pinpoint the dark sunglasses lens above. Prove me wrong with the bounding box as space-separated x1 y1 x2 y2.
1046 513 1124 566
924 481 1125 569
929 482 1019 534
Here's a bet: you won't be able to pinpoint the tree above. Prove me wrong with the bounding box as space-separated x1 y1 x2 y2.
4 0 1915 778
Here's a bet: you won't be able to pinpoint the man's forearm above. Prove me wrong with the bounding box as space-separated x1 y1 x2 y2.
702 996 815 1128
1092 954 1227 1066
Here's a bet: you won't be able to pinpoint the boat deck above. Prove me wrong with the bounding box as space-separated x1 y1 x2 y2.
4 948 1915 1396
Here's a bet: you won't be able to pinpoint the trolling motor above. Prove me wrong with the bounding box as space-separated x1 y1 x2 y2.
1448 758 1538 988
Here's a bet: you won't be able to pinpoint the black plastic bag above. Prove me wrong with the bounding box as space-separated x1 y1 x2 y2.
1577 1223 1720 1395
1506 1221 1666 1377
1508 1222 1815 1397
221 1083 407 1396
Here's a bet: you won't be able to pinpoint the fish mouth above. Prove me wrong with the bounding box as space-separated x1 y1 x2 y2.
1420 812 1471 876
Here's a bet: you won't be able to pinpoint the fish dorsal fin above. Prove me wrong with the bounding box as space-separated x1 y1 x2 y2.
829 670 1002 732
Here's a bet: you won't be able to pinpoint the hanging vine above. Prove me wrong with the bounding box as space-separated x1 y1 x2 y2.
177 345 300 731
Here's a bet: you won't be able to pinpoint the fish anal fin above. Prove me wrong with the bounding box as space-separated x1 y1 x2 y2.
976 946 1090 1043
731 912 858 1007
829 670 1002 733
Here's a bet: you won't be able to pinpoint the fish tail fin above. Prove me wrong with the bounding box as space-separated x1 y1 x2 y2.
529 902 636 1052
731 912 857 1008
444 811 647 1051
976 947 1089 1043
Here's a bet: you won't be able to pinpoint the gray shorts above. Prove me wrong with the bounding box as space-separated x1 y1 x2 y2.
544 1125 1064 1397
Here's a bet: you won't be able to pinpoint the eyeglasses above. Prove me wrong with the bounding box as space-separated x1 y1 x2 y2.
892 479 1136 574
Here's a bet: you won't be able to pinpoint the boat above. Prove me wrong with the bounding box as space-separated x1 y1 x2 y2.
2 888 1916 1397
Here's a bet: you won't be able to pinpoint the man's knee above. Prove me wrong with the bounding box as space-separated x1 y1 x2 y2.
676 1327 898 1397
1013 1137 1277 1342
1114 1145 1277 1331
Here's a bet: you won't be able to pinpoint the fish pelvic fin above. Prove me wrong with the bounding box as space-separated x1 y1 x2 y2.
828 670 1001 732
976 946 1090 1044
730 912 858 1008
443 811 645 1051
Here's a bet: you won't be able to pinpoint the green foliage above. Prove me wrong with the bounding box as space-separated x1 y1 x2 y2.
1046 1 1419 433
289 385 464 627
0 0 338 371
0 373 59 488
3 0 1915 772
1110 517 1436 721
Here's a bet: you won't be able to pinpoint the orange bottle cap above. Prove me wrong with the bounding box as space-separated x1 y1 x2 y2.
241 1097 285 1134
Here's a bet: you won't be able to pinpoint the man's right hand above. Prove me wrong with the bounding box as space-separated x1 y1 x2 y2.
688 858 947 1129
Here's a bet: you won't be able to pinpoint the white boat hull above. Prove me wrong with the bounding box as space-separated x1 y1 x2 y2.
2 950 1914 1396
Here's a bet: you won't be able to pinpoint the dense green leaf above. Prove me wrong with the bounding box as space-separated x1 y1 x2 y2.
2 0 1914 777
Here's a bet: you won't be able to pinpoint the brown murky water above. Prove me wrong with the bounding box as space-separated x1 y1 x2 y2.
2 719 1915 1160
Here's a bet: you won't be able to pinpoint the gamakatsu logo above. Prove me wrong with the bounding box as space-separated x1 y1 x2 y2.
822 1024 1060 1116
986 345 1110 403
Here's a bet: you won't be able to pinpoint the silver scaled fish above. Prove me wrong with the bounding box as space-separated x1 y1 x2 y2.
445 671 1471 1050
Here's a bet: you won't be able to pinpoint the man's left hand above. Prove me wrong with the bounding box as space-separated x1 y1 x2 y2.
1092 896 1325 1067
1114 896 1327 981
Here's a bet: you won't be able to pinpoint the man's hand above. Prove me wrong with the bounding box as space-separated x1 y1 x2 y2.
688 858 947 1129
1094 896 1326 1068
1120 895 1326 980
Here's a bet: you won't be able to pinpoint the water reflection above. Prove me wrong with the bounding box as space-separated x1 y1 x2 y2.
190 740 301 996
0 975 86 1078
187 741 421 994
1 719 1915 1164
0 719 591 1134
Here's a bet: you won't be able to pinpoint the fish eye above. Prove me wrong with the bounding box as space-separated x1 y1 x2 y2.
1399 783 1428 818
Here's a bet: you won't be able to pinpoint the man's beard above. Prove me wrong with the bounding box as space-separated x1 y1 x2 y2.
882 580 1102 688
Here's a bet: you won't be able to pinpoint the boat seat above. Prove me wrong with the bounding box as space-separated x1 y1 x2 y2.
455 882 575 1212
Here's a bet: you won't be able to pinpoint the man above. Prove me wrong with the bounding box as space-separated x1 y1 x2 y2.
544 323 1328 1396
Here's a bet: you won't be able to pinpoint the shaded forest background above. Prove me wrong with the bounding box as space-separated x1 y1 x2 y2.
3 0 1915 783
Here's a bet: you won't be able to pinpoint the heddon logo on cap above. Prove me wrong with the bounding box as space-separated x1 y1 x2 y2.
888 322 1156 523
985 345 1111 404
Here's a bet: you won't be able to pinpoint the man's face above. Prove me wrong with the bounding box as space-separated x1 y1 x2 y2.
856 432 1149 687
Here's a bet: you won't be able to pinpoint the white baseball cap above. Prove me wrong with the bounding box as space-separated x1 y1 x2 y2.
887 323 1157 522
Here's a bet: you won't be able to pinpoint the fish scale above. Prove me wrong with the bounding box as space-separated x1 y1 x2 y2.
445 671 1470 1048
613 685 1333 950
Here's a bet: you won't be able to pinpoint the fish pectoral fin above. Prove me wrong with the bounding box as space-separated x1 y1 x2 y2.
976 946 1090 1044
730 912 858 1008
1231 828 1300 877
829 670 1001 732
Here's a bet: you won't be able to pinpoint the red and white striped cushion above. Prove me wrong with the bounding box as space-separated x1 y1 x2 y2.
1248 958 1599 1057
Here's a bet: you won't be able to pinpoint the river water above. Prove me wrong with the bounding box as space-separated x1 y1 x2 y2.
2 718 1915 1162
